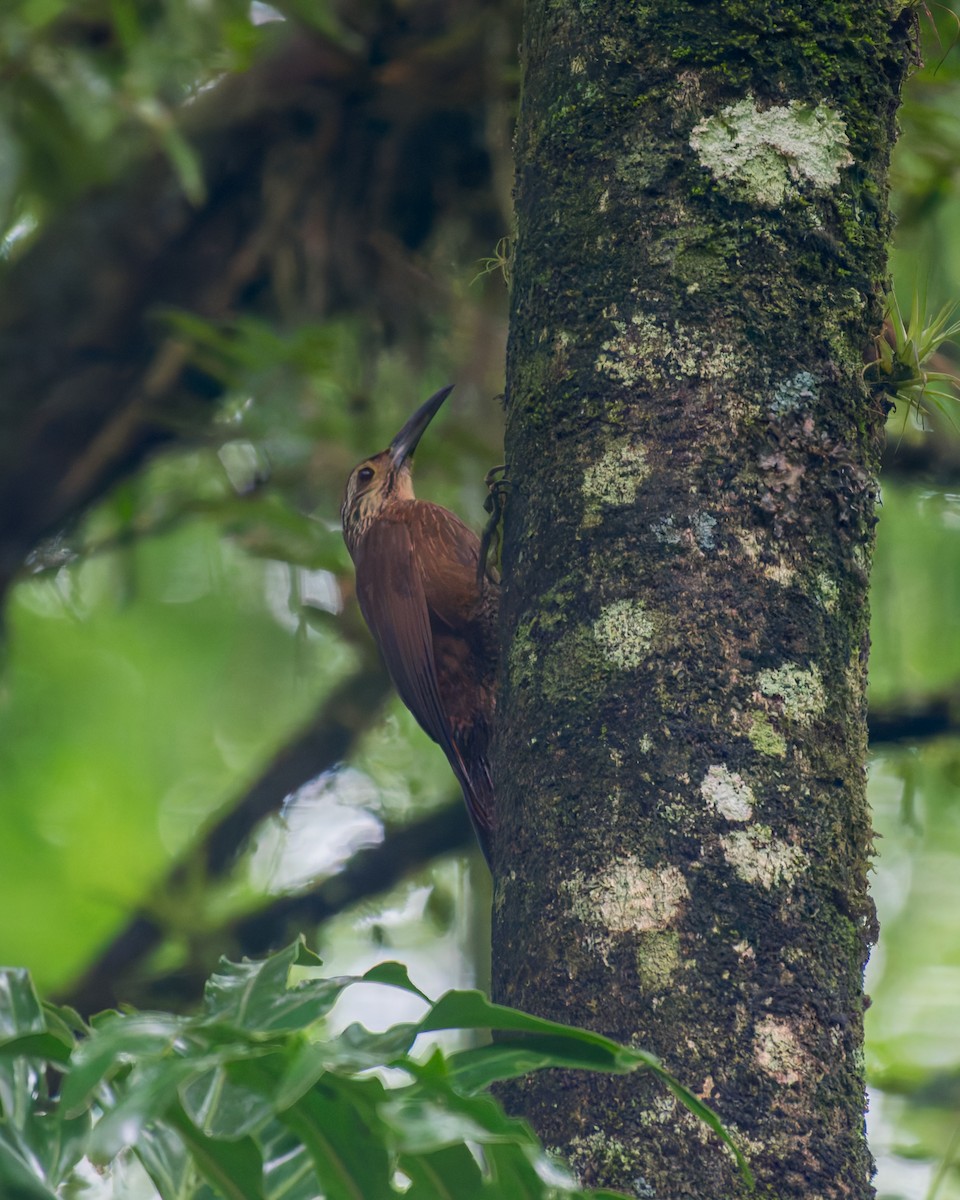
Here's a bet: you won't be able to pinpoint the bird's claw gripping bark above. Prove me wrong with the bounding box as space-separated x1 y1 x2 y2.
478 464 510 589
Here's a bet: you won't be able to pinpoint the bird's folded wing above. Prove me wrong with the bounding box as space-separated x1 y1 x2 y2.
355 518 459 765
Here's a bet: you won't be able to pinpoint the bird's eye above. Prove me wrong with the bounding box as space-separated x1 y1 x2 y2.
357 466 375 483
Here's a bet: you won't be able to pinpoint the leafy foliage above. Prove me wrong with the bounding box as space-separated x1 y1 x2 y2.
0 940 748 1199
868 292 960 423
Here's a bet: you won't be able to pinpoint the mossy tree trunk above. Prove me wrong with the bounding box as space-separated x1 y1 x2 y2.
492 3 911 1196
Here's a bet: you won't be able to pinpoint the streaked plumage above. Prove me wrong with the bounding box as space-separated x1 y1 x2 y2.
341 387 498 862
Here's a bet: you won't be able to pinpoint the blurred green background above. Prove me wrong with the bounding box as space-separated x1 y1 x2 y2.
1 3 959 1197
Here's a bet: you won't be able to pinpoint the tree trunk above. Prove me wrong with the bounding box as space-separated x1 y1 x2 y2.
492 3 911 1196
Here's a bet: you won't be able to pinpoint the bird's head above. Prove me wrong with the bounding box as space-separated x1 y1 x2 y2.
341 385 453 553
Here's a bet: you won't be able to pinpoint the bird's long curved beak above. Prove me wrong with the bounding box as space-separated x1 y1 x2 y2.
389 385 454 466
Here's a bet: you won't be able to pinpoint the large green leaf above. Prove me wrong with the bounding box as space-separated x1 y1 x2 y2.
179 1055 283 1141
61 1012 185 1116
202 940 354 1034
165 1101 265 1200
419 990 652 1071
380 1087 533 1156
87 1059 198 1162
399 1144 485 1199
273 1022 420 1109
0 1033 72 1067
0 970 46 1042
0 1124 59 1200
278 1074 392 1200
129 1118 197 1200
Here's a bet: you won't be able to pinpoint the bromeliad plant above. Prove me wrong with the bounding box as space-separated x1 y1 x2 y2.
0 939 749 1199
867 291 960 425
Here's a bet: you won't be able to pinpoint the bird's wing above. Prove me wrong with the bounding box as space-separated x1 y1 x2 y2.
410 503 484 632
354 516 459 762
355 510 494 851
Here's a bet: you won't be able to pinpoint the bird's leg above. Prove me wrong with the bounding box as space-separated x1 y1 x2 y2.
478 464 511 589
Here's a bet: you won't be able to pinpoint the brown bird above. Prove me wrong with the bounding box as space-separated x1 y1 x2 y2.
341 386 498 864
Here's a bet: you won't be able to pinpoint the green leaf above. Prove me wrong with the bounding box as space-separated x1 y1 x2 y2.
60 1012 185 1116
361 961 433 1003
179 1058 277 1140
164 1101 265 1200
0 970 46 1041
481 1140 564 1199
87 1059 197 1162
380 1087 534 1156
399 1144 485 1199
278 1075 392 1200
0 1124 59 1200
274 1022 420 1107
130 1118 195 1200
0 1033 72 1067
420 990 648 1071
255 1119 318 1200
418 990 752 1185
658 1075 754 1188
446 1039 623 1094
202 940 353 1033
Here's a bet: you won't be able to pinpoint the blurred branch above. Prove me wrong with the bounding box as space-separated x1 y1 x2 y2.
881 431 960 483
61 660 392 1014
868 690 960 744
0 4 515 603
142 801 475 1011
64 800 473 1014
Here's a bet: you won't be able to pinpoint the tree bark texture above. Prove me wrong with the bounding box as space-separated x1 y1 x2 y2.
493 3 911 1197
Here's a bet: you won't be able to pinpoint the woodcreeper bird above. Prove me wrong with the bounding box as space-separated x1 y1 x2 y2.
341 386 498 863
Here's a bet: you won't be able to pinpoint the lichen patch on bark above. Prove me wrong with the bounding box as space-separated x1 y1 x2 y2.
595 309 737 388
748 712 788 758
565 859 690 933
770 369 819 415
700 765 755 822
814 572 839 613
756 663 826 724
754 1015 809 1086
689 97 853 207
636 929 682 991
593 600 657 668
582 440 650 526
721 827 808 889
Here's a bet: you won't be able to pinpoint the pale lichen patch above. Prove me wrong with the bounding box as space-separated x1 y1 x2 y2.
732 939 756 963
815 571 839 613
564 859 690 933
653 515 682 545
691 511 717 550
690 97 853 207
770 369 818 414
565 1131 638 1185
592 600 656 668
582 440 649 526
737 529 796 585
754 1015 808 1086
595 310 737 388
757 662 826 724
701 765 755 822
721 827 808 889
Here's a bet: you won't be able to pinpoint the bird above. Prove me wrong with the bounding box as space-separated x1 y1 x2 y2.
341 386 498 864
